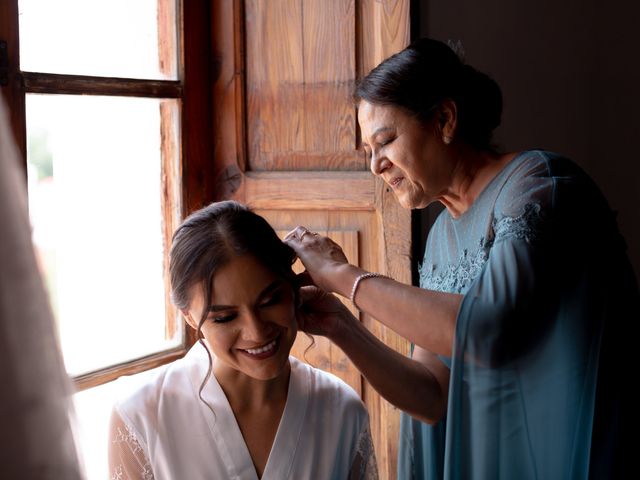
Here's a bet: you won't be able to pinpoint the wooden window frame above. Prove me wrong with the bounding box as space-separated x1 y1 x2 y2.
0 0 214 391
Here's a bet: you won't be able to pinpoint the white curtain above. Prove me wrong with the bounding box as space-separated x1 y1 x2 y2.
0 95 84 479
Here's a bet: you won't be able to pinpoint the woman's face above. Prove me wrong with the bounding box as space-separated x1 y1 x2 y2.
187 254 297 382
358 100 453 210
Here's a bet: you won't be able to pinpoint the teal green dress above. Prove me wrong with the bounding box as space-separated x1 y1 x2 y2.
398 151 638 479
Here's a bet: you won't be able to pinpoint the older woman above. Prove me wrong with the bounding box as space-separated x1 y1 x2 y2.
285 38 637 479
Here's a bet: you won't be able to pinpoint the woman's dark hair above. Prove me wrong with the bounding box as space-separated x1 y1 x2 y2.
354 38 502 151
169 200 298 409
170 200 297 315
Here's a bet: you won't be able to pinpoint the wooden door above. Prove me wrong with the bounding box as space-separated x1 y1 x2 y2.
209 1 410 475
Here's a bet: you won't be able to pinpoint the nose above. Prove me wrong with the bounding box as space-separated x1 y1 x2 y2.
370 150 391 176
242 308 273 341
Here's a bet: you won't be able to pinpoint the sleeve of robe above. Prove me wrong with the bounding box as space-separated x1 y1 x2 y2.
108 409 154 480
348 422 378 480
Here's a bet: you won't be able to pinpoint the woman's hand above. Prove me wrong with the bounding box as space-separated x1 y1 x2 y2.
284 226 350 293
296 286 356 340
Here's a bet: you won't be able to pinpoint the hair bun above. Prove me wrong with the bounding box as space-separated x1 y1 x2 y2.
355 38 503 151
456 64 502 148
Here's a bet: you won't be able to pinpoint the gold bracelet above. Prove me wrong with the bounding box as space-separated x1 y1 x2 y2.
350 272 387 310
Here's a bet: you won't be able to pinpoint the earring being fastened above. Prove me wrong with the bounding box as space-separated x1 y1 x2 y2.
300 229 319 241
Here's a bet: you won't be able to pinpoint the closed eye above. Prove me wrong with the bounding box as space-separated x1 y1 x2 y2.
211 313 236 323
260 292 282 308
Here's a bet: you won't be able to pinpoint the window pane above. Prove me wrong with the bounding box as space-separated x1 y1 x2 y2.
18 0 178 80
73 379 120 479
26 94 182 376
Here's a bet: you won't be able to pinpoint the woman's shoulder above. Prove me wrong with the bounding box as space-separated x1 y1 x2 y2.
114 346 201 420
290 356 366 415
508 149 586 179
493 150 582 217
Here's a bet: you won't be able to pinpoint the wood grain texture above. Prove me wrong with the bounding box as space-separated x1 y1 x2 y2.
22 72 181 97
302 0 357 154
160 101 182 341
157 0 178 79
0 0 26 169
210 0 247 202
242 171 375 210
375 176 412 474
181 0 214 217
158 0 182 343
246 0 305 168
254 150 363 172
245 0 361 171
357 2 411 476
358 0 411 78
73 347 187 391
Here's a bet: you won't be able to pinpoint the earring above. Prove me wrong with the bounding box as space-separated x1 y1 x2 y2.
443 135 452 145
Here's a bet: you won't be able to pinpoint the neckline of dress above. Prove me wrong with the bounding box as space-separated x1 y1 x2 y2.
449 151 526 223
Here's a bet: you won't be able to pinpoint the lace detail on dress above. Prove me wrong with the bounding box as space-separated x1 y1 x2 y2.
420 203 545 294
493 203 546 244
349 423 379 480
419 237 490 294
109 411 154 480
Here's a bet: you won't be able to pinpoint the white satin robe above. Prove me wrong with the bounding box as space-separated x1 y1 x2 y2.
109 342 377 480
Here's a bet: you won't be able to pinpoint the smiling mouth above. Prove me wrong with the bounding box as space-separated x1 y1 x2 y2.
239 334 280 359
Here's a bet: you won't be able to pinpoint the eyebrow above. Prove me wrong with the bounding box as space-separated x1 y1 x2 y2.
206 279 284 312
360 127 394 148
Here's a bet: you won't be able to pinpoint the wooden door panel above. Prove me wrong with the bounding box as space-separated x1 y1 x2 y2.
245 0 360 171
301 0 356 155
212 1 409 476
243 171 374 210
245 0 305 166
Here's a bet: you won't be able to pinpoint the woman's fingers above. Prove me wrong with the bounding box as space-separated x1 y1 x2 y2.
295 271 315 287
284 226 349 293
298 285 324 303
284 225 313 242
284 226 339 253
296 286 357 338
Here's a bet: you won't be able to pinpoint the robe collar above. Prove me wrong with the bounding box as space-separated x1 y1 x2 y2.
185 342 310 479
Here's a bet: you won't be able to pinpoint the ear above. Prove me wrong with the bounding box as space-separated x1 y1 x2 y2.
437 99 458 143
182 309 198 330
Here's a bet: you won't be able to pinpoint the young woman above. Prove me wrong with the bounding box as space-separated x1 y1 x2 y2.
108 201 377 480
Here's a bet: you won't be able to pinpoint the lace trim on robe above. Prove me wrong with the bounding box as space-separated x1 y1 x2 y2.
108 410 154 480
349 423 379 480
420 203 546 294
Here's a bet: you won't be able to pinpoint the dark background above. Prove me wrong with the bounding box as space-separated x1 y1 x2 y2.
414 0 640 281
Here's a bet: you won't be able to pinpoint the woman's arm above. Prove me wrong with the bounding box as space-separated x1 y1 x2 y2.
335 263 460 358
285 230 462 357
108 409 154 480
336 317 450 424
298 287 449 424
